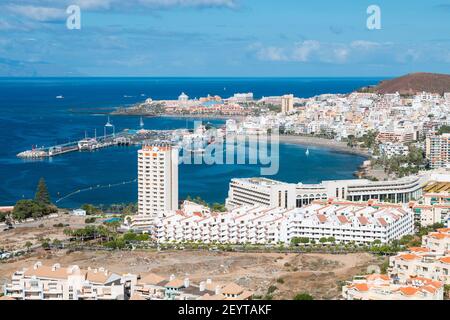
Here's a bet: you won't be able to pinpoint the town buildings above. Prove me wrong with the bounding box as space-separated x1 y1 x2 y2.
410 190 450 226
342 274 443 300
388 228 450 286
426 134 450 169
343 227 450 300
281 94 294 114
3 262 125 300
131 274 252 300
379 142 410 159
2 262 253 301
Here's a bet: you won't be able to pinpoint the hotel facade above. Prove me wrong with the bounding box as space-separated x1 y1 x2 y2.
426 134 450 169
137 143 179 222
226 169 450 210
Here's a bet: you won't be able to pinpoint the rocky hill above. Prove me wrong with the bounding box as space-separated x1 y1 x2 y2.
361 72 450 95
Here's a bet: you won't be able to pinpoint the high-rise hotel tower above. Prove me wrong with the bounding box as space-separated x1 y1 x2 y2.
138 143 179 219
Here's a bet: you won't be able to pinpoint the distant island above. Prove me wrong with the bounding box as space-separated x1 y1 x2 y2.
360 72 450 95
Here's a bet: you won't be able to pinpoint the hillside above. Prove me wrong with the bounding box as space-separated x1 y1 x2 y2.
361 72 450 95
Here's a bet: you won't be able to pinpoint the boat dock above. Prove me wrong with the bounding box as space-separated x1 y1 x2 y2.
17 129 173 159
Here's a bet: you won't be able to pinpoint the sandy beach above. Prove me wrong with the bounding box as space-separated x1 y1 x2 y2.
233 134 370 157
277 135 370 157
160 114 245 121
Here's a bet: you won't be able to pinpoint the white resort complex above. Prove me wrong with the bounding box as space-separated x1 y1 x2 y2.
150 199 414 245
226 170 450 210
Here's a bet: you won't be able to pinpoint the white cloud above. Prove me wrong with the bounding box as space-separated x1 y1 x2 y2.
254 40 352 64
251 40 398 64
350 40 380 50
331 47 349 63
256 46 287 61
6 5 66 22
2 0 237 12
291 40 320 62
6 4 66 22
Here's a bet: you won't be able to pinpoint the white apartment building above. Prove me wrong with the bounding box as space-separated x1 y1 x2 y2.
422 228 450 253
228 92 254 103
131 274 252 300
226 178 297 210
156 199 413 245
379 142 409 159
138 143 179 221
3 262 125 300
342 274 443 300
426 134 450 169
156 204 290 245
2 263 253 301
388 228 450 285
281 94 294 114
284 199 414 244
377 128 417 144
411 192 450 226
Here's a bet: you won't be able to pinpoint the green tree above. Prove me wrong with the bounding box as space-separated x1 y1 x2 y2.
444 284 450 299
81 204 101 216
35 178 51 205
438 125 450 135
41 241 50 250
12 199 41 220
211 203 227 212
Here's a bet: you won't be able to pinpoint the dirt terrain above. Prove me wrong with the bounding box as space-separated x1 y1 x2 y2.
0 249 384 300
0 215 87 251
0 215 386 300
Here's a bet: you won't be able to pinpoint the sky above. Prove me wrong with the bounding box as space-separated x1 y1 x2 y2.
1 0 450 77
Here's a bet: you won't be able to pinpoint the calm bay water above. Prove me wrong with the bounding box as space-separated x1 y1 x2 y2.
0 77 379 208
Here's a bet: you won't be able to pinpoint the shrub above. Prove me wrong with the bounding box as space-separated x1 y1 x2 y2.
293 293 313 300
276 278 284 284
84 217 96 224
267 285 278 294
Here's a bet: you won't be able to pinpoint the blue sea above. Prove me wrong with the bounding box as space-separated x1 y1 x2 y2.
0 77 381 208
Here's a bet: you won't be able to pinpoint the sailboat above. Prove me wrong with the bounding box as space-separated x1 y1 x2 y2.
305 148 310 156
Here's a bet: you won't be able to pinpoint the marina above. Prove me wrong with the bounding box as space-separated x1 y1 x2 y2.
17 117 174 159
